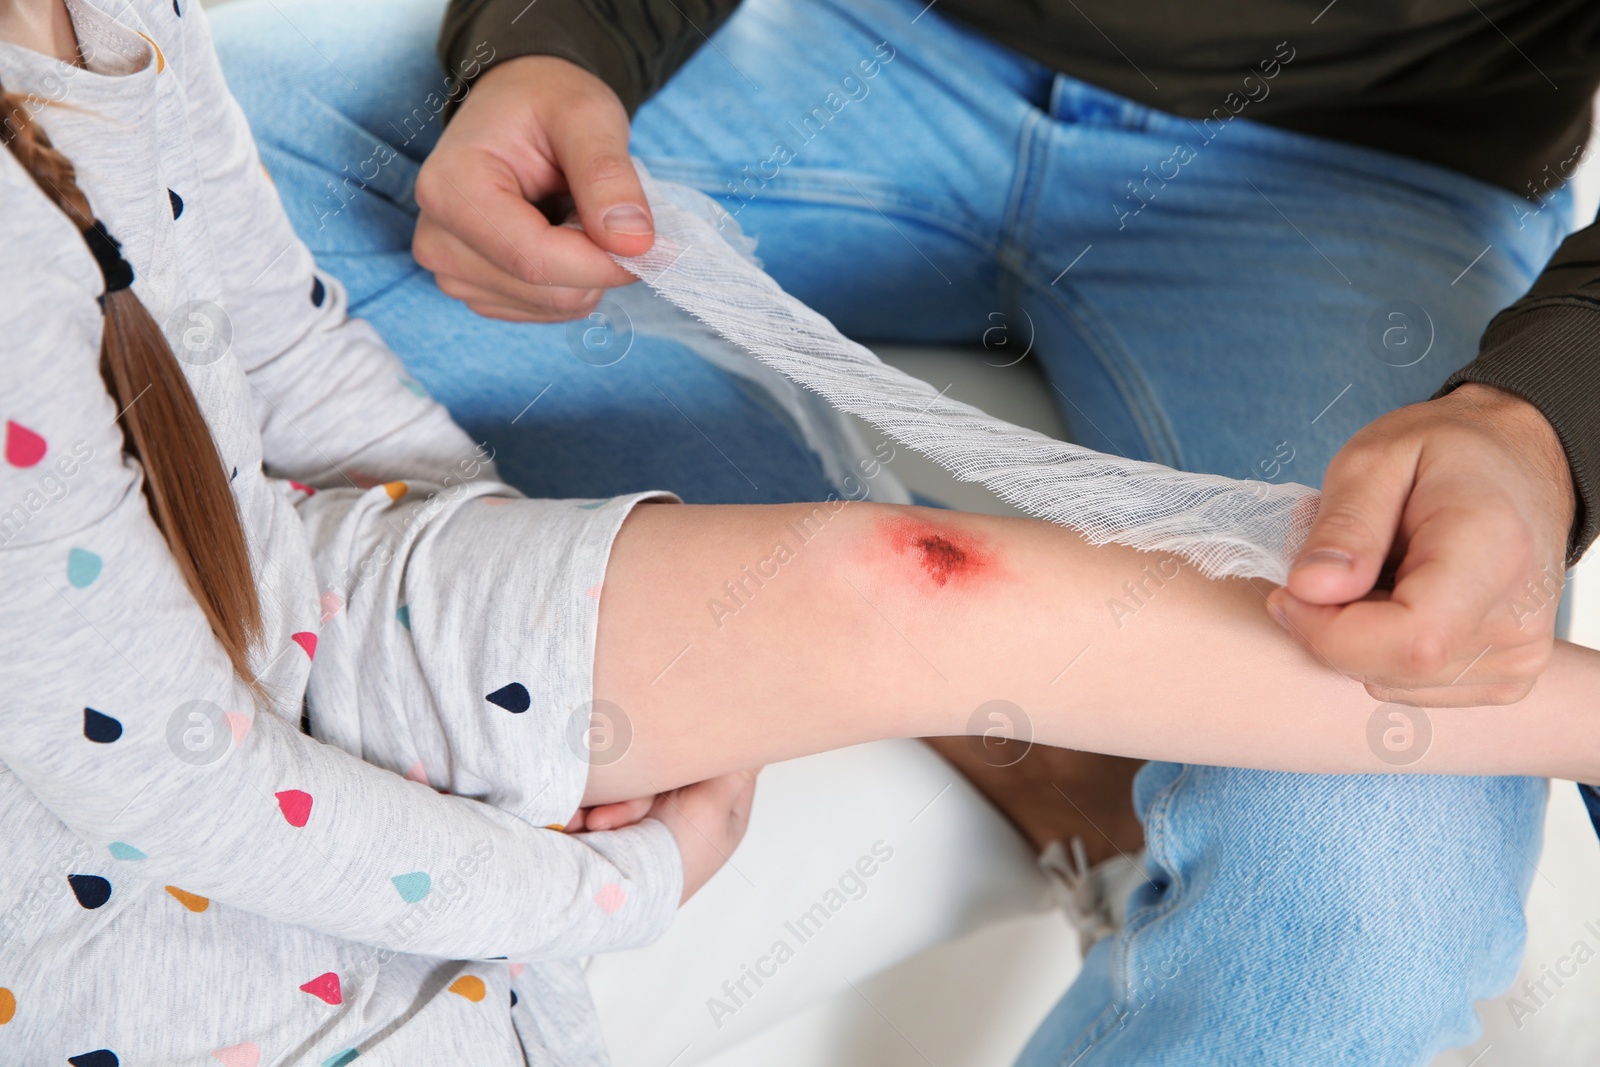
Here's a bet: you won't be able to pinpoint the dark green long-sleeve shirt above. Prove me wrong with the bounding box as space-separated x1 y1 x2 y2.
441 0 1600 562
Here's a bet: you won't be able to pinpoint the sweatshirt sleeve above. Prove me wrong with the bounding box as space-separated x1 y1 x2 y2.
439 0 743 114
1436 215 1600 565
0 17 683 963
176 1 485 493
0 191 679 961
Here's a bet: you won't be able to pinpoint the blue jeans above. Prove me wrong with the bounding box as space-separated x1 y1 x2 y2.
212 0 1572 1061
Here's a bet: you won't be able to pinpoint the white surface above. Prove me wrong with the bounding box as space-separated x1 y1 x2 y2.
587 739 1057 1067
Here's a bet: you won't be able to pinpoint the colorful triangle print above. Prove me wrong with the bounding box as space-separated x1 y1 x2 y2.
67 548 103 588
595 883 626 913
83 707 123 744
67 1052 119 1067
4 420 45 467
448 974 486 1002
210 1043 260 1067
275 789 313 828
299 971 342 1005
165 886 210 912
67 874 111 909
224 711 252 745
485 682 530 714
320 591 343 621
391 871 431 903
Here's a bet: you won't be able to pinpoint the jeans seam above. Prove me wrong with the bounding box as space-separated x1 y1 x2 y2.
1003 106 1183 467
344 262 430 316
997 108 1049 275
1123 763 1193 947
1023 275 1185 468
1048 765 1195 1065
1141 108 1574 278
261 92 423 210
636 158 999 258
1048 1001 1141 1066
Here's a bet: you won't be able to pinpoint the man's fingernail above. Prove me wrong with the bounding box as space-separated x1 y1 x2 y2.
603 204 652 235
1295 548 1354 570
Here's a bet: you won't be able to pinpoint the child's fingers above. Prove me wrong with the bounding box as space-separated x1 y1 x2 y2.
684 768 760 842
652 770 761 904
584 794 656 830
727 769 759 837
695 767 760 803
714 768 759 822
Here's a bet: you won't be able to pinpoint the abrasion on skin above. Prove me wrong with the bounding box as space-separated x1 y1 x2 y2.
875 514 997 588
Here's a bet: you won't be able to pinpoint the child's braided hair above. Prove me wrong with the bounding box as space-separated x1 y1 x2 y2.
2 80 262 689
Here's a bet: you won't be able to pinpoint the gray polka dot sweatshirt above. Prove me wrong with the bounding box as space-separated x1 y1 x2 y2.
0 0 680 1062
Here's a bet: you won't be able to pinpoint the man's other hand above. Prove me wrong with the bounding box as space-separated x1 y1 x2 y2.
1268 383 1575 707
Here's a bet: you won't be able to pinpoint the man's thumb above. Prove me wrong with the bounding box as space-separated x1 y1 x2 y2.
555 113 654 258
1287 456 1408 605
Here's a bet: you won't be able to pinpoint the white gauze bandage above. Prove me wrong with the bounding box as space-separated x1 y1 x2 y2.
615 165 1321 585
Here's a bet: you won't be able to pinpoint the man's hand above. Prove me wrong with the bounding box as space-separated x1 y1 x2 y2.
413 55 653 322
1267 383 1574 707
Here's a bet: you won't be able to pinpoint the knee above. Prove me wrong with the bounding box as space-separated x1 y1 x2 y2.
1131 768 1547 1047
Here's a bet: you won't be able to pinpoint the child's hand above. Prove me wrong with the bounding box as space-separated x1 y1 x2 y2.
648 769 760 904
567 795 657 832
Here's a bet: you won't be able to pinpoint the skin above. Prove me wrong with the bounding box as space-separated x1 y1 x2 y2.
587 501 1600 806
0 0 77 60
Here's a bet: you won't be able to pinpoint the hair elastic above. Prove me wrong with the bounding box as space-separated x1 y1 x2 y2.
82 218 134 294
